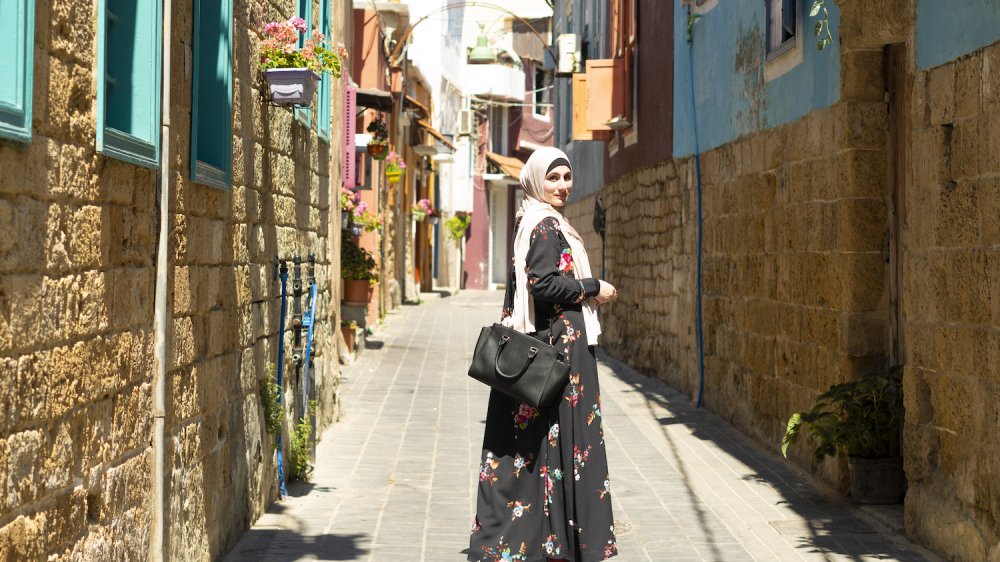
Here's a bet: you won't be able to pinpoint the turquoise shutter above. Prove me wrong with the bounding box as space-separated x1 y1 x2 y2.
190 0 233 189
96 0 162 167
317 0 331 141
295 0 313 126
0 0 35 142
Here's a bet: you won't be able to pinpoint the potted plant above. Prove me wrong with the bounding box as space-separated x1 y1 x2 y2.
781 366 905 504
411 198 434 222
385 151 406 184
366 117 389 159
428 208 441 225
341 237 377 305
340 186 359 227
341 320 358 353
445 212 472 243
259 17 344 106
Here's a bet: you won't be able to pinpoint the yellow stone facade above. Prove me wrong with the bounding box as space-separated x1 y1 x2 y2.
0 0 347 559
568 3 1000 560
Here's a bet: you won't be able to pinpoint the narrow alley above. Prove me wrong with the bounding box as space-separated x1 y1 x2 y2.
223 291 938 562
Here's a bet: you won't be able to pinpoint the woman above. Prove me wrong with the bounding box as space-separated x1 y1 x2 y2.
469 147 619 562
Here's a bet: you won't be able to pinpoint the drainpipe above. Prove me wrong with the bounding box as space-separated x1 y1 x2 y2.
151 0 173 557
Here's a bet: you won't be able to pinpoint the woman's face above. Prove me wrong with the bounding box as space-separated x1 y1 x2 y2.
542 165 573 207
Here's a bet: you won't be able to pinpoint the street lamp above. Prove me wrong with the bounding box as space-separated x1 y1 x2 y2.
467 24 498 65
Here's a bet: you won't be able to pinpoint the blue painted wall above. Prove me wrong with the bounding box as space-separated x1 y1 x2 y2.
673 0 841 158
917 0 1000 69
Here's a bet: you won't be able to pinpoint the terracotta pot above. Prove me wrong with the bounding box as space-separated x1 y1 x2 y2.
343 279 374 305
341 326 356 353
367 143 388 159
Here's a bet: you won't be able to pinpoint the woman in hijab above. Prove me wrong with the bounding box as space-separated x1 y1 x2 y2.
469 147 619 562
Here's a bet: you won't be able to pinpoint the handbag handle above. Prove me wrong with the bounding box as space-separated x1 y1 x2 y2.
494 335 539 380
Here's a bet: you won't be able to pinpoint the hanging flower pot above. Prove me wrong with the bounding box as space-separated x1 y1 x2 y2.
367 143 388 160
264 68 321 106
411 210 426 222
429 215 440 225
351 224 364 237
341 210 350 227
386 168 403 184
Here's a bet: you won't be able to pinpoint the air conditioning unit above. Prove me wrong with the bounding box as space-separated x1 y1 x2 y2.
456 108 473 137
556 34 579 76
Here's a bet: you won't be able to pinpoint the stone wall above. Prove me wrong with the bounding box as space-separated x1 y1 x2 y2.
902 39 1000 561
0 0 346 560
599 52 894 491
0 0 158 557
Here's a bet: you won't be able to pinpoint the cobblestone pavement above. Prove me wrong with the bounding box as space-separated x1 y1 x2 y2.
223 290 941 562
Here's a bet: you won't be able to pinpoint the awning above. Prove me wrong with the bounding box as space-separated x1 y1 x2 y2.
356 87 393 112
404 95 429 118
416 120 455 152
485 151 525 179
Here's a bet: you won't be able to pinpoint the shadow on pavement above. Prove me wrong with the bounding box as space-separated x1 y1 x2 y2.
597 350 936 562
223 530 370 561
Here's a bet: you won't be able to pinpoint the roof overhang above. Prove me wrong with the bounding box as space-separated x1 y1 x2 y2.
356 88 393 112
485 151 525 179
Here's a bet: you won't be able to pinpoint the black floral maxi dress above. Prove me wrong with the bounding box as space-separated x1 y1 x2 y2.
469 217 618 562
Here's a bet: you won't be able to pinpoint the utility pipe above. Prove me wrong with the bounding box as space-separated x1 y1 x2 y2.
151 0 173 557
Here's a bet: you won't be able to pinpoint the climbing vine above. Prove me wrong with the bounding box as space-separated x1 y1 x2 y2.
810 0 834 50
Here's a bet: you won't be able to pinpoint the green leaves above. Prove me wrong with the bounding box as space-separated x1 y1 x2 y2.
258 363 284 448
810 0 834 51
781 367 904 465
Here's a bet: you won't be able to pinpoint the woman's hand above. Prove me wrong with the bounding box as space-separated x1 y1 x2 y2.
594 280 618 305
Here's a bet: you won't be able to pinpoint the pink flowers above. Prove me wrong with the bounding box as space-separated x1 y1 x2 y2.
259 16 344 76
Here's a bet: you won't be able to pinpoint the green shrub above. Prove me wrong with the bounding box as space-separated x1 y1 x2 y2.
341 237 377 281
782 366 903 464
445 213 472 243
288 401 316 481
258 363 284 448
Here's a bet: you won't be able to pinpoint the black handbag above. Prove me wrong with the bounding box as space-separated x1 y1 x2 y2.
468 323 571 408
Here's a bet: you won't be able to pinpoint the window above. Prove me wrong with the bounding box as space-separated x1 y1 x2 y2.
0 0 35 142
764 0 802 80
767 0 797 56
190 0 233 189
96 0 162 167
317 0 331 141
294 0 313 127
533 67 552 120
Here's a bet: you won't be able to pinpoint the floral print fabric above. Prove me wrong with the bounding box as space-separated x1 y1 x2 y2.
470 218 618 562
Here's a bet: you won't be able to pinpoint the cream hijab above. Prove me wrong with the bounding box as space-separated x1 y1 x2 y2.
504 147 601 346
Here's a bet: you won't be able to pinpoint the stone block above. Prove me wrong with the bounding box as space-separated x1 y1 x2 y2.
841 49 886 102
42 488 87 554
43 421 76 492
836 197 886 252
108 206 156 267
955 55 983 120
840 252 886 312
0 513 46 562
0 274 47 354
928 63 956 126
111 384 152 458
935 181 980 248
3 430 46 512
950 119 984 180
172 316 196 369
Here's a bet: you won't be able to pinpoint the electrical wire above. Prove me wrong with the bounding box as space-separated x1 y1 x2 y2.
687 6 706 409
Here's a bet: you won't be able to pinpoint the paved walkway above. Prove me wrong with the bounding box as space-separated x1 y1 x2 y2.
223 290 940 562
